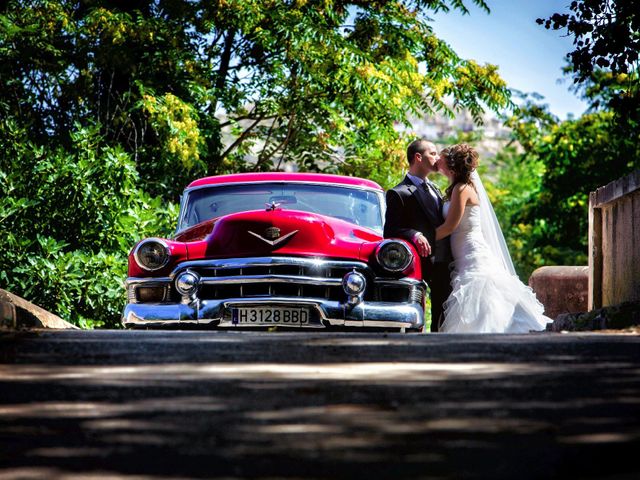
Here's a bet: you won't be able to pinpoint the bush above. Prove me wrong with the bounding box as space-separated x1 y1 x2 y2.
0 120 177 328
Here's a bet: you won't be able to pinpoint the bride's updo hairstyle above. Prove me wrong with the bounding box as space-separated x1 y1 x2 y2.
441 143 479 199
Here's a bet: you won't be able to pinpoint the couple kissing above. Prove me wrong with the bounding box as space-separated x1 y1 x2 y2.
384 139 551 334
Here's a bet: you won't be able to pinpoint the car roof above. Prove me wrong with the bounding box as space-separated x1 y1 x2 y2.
186 172 383 191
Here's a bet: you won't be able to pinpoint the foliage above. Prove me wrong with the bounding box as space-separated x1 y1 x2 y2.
526 0 640 275
0 119 177 327
0 0 511 194
538 0 639 122
471 0 640 280
495 91 639 280
538 0 639 83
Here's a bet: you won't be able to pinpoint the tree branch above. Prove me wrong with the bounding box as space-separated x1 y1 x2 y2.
254 116 280 169
274 113 296 171
219 114 265 161
218 113 278 128
215 27 236 110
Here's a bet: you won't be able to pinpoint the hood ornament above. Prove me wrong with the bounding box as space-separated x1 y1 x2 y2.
249 228 299 247
265 202 281 211
264 227 281 240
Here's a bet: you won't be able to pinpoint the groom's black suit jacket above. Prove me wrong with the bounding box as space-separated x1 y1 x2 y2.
383 175 453 331
383 175 452 270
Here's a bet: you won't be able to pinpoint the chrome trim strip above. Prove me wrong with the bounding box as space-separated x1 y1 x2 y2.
183 180 383 195
124 274 425 291
126 277 172 287
373 278 426 287
170 257 370 276
199 274 342 287
124 273 424 297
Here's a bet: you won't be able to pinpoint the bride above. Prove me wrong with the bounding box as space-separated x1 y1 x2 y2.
434 144 551 333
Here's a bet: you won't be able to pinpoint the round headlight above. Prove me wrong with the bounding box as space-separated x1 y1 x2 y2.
134 239 170 271
375 240 412 272
175 271 200 296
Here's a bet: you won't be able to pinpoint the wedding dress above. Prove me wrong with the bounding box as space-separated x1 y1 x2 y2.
440 184 552 333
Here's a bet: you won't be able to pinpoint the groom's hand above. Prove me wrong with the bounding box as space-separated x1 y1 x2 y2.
414 234 431 257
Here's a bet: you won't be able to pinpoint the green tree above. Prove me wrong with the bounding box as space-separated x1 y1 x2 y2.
538 0 639 128
1 0 511 194
538 0 639 81
497 89 638 280
486 1 640 279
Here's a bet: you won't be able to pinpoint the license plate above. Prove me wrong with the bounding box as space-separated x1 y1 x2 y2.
231 307 310 326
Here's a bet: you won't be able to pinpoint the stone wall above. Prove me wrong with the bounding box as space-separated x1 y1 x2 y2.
589 170 640 309
528 266 588 320
0 289 77 329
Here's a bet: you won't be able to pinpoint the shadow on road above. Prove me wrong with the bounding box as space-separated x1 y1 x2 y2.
1 330 639 479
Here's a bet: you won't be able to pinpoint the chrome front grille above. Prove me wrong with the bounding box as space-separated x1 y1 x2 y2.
177 258 371 303
127 257 426 306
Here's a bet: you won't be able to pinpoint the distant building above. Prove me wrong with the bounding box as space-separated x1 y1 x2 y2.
405 108 513 159
219 105 513 170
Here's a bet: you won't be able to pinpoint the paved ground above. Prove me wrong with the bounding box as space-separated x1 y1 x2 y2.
1 329 639 479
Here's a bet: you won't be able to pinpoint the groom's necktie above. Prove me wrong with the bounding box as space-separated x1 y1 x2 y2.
423 180 443 214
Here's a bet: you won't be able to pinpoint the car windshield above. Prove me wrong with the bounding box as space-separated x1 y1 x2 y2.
180 182 384 233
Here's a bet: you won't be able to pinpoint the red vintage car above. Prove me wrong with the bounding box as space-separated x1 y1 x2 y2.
122 172 426 331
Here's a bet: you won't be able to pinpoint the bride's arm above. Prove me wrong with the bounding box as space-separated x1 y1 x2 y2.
436 185 468 240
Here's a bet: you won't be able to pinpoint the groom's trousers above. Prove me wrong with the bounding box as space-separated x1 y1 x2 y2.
423 260 453 332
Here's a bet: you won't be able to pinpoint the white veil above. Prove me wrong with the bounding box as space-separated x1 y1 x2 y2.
471 171 517 276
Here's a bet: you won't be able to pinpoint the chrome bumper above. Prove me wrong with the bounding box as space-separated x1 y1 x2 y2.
123 256 426 330
122 296 424 330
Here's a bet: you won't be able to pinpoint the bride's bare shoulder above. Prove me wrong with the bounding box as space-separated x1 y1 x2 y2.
455 182 480 206
451 183 468 194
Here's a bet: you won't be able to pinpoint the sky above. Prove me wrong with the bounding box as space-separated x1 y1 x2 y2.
430 0 590 120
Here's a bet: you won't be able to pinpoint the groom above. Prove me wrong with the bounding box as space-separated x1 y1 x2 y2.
383 139 453 332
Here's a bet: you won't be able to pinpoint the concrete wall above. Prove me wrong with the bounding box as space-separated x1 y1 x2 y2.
589 170 640 309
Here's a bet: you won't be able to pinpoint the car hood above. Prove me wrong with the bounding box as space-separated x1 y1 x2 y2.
178 209 382 262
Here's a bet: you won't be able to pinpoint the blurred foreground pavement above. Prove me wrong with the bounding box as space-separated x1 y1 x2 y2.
1 330 639 479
